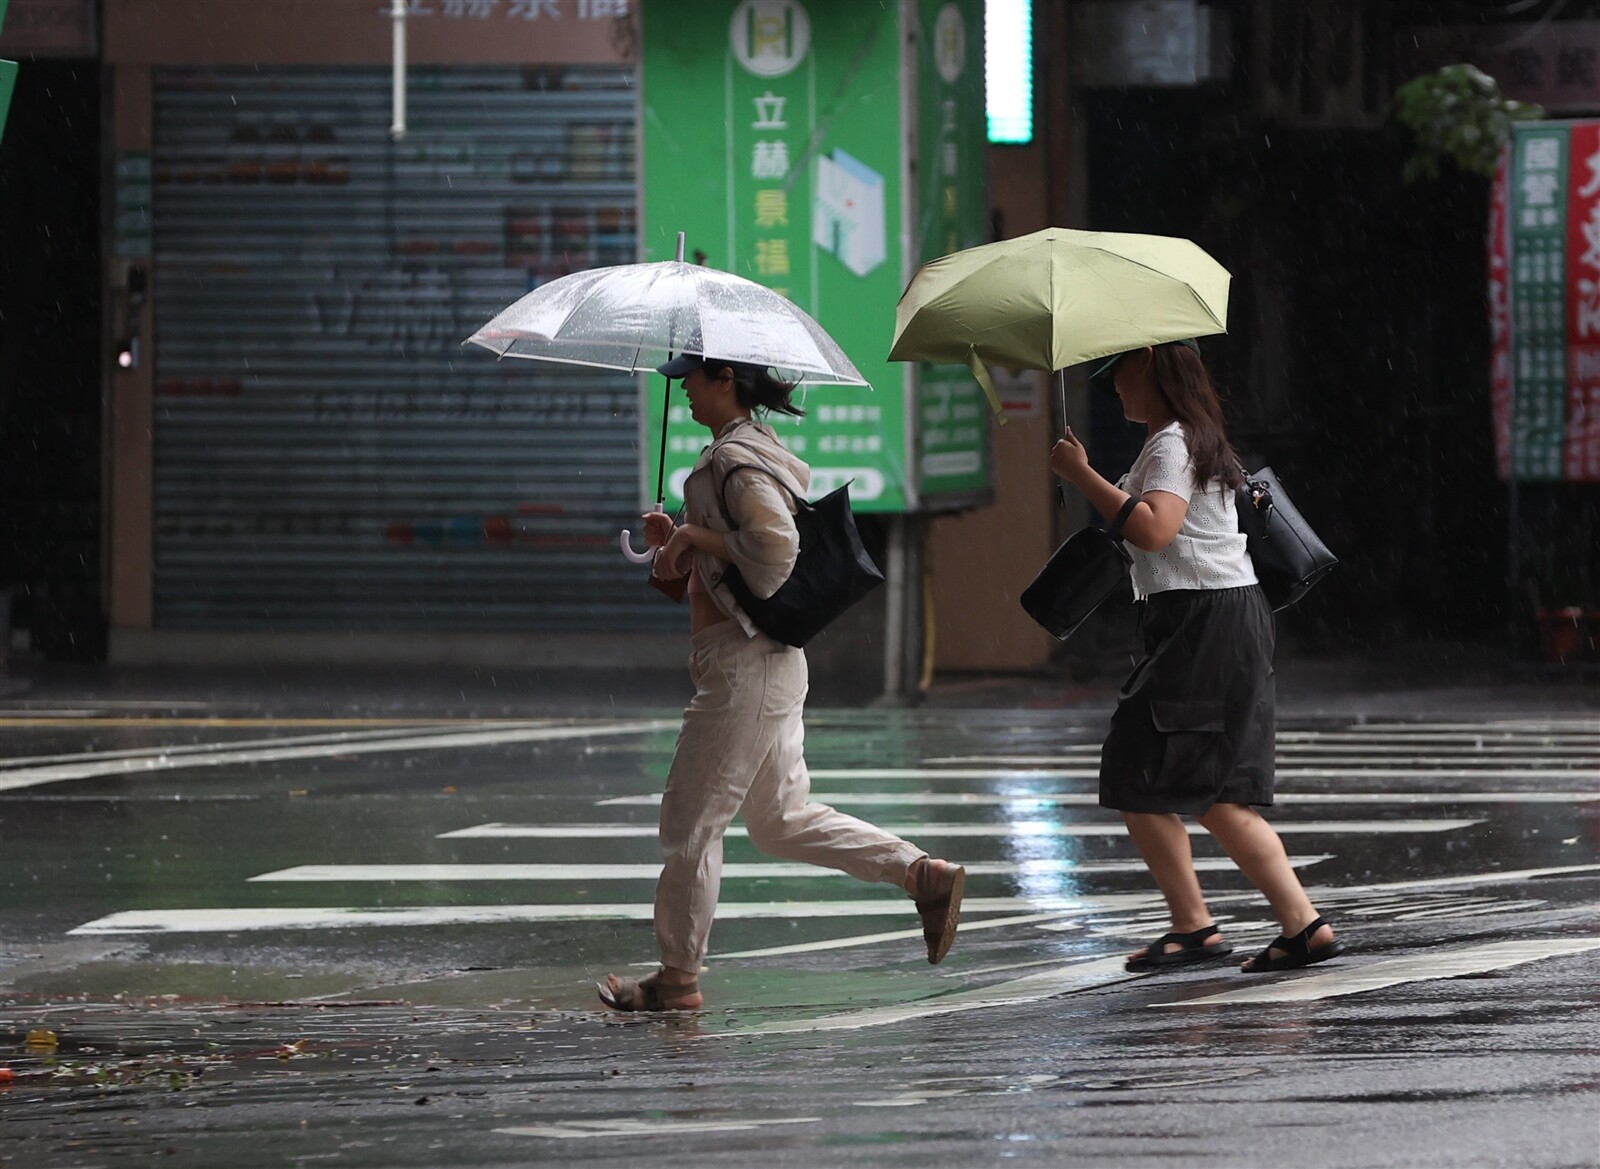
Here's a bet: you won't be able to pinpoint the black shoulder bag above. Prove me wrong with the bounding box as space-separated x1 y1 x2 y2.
1236 466 1337 611
712 452 885 648
1020 496 1140 641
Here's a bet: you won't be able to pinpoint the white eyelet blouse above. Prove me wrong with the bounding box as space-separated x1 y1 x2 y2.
1119 421 1258 600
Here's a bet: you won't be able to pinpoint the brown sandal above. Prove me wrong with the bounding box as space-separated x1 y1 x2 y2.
911 858 966 965
597 971 701 1012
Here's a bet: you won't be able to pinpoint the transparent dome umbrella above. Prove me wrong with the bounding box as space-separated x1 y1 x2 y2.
889 226 1230 422
465 235 869 564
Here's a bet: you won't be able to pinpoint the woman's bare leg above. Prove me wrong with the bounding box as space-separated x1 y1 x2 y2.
1198 802 1336 967
1122 811 1223 960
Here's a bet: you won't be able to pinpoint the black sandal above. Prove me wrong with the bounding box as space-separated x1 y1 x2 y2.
1125 924 1233 972
1241 915 1345 973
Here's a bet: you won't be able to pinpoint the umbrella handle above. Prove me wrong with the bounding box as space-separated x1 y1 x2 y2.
619 529 656 564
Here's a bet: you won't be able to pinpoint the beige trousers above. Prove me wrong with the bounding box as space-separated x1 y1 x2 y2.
655 620 926 971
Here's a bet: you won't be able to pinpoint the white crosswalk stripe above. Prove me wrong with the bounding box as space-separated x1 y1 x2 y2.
597 791 1595 807
249 856 1335 882
61 712 1600 1028
436 819 1483 838
0 719 677 793
1149 939 1600 1007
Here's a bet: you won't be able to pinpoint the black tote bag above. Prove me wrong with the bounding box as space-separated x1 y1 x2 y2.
1020 497 1140 641
1236 466 1337 611
714 460 884 648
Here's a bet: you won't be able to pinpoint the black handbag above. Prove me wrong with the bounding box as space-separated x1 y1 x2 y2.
1020 497 1140 641
713 456 885 648
1236 466 1337 611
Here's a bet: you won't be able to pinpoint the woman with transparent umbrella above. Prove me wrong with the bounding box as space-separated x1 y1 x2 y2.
597 353 966 1012
466 247 965 1010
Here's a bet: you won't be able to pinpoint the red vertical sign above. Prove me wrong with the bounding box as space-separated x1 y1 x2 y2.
1566 121 1600 482
1488 143 1513 481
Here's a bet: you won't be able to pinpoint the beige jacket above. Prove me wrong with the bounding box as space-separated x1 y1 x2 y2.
683 417 810 638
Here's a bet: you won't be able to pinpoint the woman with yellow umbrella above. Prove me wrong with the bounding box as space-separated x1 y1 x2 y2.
1051 340 1342 973
894 229 1345 973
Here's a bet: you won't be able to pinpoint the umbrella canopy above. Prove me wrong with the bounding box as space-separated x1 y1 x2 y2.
889 227 1230 414
466 260 868 386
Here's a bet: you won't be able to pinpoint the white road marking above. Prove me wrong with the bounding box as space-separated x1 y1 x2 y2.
0 720 676 793
1152 938 1600 1007
705 955 1141 1037
1312 863 1600 897
438 819 1482 839
66 894 1155 935
494 1117 818 1140
597 790 1596 808
0 724 488 772
250 856 1332 883
807 767 1597 781
704 912 1085 962
701 873 1600 1032
929 743 1600 761
0 700 215 713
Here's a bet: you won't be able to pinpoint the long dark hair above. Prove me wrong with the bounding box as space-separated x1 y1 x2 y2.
707 360 805 419
1149 342 1242 491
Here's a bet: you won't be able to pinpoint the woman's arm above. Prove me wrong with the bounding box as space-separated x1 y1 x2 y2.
1049 427 1188 552
654 522 730 579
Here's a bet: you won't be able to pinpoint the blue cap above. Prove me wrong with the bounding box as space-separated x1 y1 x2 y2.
656 353 708 378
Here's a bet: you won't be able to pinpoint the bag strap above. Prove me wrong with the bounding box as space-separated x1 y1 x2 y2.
1108 495 1140 540
710 442 803 531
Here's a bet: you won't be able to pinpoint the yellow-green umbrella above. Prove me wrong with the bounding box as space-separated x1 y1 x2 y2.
889 227 1230 419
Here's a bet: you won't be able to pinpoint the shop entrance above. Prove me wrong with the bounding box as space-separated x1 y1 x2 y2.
0 59 105 661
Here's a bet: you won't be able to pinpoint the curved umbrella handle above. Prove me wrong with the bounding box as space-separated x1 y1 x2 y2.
619 529 656 564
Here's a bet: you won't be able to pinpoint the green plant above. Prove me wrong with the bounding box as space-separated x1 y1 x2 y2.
1392 64 1544 183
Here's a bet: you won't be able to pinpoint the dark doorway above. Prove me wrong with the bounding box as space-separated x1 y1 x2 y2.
1082 84 1505 653
0 59 105 661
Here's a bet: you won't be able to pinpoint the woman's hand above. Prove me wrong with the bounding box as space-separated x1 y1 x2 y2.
1049 427 1090 483
655 525 698 580
641 510 675 548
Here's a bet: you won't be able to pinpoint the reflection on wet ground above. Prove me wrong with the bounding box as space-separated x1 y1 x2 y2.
1 707 1597 1166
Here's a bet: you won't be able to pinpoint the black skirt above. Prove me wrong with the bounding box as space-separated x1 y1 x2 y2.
1099 584 1276 815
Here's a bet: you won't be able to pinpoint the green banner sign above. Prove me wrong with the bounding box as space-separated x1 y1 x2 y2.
912 0 989 501
1507 125 1569 481
641 0 908 511
1 0 13 147
0 60 16 147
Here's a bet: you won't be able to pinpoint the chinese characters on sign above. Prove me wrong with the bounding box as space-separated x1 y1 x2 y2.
1511 128 1567 481
914 0 989 499
1489 144 1512 480
1494 122 1600 482
643 0 909 511
1407 25 1600 114
1568 123 1600 482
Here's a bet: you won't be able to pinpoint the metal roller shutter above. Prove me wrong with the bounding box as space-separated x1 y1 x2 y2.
151 65 666 631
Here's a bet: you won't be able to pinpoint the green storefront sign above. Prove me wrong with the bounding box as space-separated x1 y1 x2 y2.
1508 126 1568 481
913 0 988 499
640 0 989 512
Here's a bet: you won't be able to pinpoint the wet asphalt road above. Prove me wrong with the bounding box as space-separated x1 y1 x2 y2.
0 681 1597 1169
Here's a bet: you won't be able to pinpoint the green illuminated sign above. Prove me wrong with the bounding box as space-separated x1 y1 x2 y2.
915 0 990 499
0 60 15 145
985 0 1033 145
641 0 991 512
641 0 908 511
